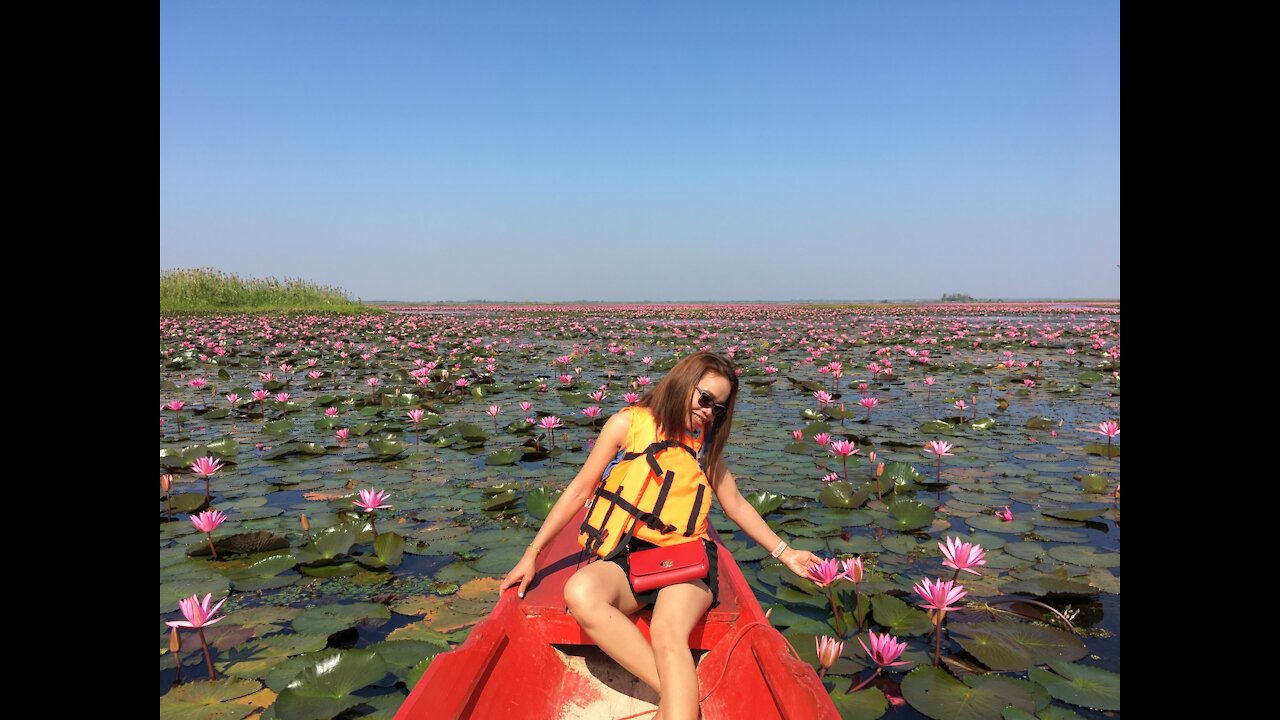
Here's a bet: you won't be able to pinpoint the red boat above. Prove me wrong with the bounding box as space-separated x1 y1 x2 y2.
395 507 839 719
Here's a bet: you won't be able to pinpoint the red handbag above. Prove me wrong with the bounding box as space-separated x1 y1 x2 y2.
628 540 710 593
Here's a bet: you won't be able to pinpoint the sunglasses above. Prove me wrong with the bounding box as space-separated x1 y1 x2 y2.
696 387 728 418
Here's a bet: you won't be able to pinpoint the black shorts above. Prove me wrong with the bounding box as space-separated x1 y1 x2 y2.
607 536 720 610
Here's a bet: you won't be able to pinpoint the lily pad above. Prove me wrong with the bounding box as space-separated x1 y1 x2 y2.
374 531 405 567
869 593 934 637
160 678 261 720
273 648 390 720
820 481 869 509
292 602 392 635
525 487 563 520
879 499 935 532
485 448 523 465
900 665 1036 720
949 622 1087 671
744 491 787 516
1000 575 1099 597
1046 546 1121 569
829 687 888 720
1027 661 1120 711
481 489 519 511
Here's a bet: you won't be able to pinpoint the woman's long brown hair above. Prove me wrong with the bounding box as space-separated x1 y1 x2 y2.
635 351 739 485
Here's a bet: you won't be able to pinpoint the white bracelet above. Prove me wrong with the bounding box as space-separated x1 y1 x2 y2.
771 540 788 558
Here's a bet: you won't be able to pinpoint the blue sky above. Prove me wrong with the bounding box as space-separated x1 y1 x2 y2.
160 2 1120 302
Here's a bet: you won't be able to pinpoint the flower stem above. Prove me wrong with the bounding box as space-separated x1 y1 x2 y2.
370 514 379 541
847 667 881 694
853 586 864 631
933 613 945 667
205 533 219 561
198 628 217 681
827 587 844 638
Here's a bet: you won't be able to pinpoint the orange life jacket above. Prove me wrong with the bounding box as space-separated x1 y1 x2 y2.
578 407 713 560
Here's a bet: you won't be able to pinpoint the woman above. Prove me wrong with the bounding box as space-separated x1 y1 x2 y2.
499 352 818 720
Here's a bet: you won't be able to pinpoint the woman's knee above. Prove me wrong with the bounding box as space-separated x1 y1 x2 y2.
562 573 598 613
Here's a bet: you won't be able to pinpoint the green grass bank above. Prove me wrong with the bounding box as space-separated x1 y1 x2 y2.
160 268 378 315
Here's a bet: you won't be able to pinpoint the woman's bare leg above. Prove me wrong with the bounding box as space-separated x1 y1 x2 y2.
563 560 662 692
650 580 713 720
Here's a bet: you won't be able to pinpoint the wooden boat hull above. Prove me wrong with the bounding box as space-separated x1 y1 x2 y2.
395 508 838 719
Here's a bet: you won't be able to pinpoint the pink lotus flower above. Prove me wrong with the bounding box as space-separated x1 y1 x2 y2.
954 399 967 412
225 393 240 406
829 440 859 457
636 376 652 386
325 407 339 417
859 397 879 410
366 377 379 388
189 378 206 389
538 416 563 430
764 366 778 373
925 376 935 386
407 409 425 425
164 401 185 412
858 631 910 668
841 557 864 583
914 577 967 612
814 432 831 446
792 429 804 442
455 378 471 387
190 510 227 533
807 558 844 587
589 390 606 402
1023 379 1035 388
559 374 575 384
813 390 833 405
354 488 392 512
939 536 986 576
815 635 844 677
925 440 954 458
486 405 501 417
1089 421 1120 438
336 428 350 441
275 392 290 403
307 370 323 380
190 456 223 477
583 406 602 419
251 390 270 401
166 593 227 630
996 506 1015 521
624 392 640 403
821 472 839 483
519 401 533 412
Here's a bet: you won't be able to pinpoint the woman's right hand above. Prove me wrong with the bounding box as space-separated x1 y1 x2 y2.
498 555 538 598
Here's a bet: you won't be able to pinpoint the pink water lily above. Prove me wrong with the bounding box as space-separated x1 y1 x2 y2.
792 429 804 442
251 390 270 401
355 488 392 512
164 401 185 412
519 401 533 412
325 407 339 417
815 635 844 679
858 631 910 668
407 409 425 424
914 577 967 613
939 536 986 577
829 440 858 457
814 432 831 446
190 510 226 534
859 396 879 420
190 456 223 501
336 428 350 441
166 593 227 681
808 558 844 587
996 506 1015 522
167 593 227 630
813 390 834 405
225 393 240 406
275 392 290 403
583 406 602 421
925 439 953 483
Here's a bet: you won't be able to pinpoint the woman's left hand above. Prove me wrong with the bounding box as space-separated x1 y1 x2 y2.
781 547 819 578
